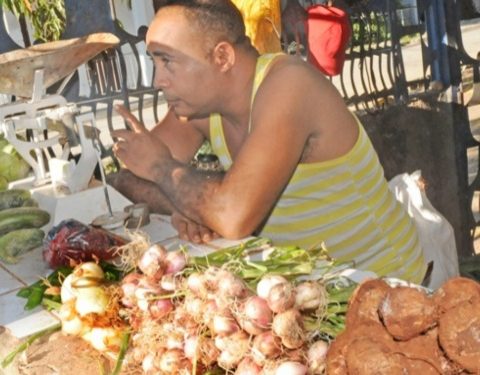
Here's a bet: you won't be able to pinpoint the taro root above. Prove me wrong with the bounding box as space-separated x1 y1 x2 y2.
438 299 480 374
398 328 459 374
346 337 440 375
345 279 391 326
325 330 350 375
434 277 480 314
379 286 437 341
345 337 405 375
326 322 394 375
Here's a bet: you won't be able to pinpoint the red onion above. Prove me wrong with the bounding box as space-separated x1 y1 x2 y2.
186 272 208 298
251 331 282 365
307 340 329 374
160 273 178 292
235 357 263 374
216 270 248 300
267 282 296 313
240 296 273 335
158 349 189 373
149 299 174 320
272 309 305 349
164 250 187 274
211 313 240 336
294 281 327 311
138 244 167 280
257 275 288 300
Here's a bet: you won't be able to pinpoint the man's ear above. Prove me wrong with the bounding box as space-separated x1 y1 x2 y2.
212 41 235 73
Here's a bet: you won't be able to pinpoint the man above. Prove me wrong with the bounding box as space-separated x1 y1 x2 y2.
112 0 426 283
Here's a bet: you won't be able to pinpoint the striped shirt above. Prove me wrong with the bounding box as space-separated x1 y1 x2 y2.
209 54 427 283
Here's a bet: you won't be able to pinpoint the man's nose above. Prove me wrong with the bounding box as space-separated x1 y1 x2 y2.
153 67 169 89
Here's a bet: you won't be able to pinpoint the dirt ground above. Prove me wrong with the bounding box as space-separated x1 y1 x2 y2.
0 328 113 375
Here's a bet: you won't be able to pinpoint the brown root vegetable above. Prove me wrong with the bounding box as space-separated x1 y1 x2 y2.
379 286 437 341
345 337 406 375
345 279 392 326
434 277 480 314
397 328 459 374
325 329 350 375
326 322 394 375
438 299 480 373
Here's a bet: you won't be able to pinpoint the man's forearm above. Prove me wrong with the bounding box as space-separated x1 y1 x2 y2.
107 169 176 214
151 158 225 223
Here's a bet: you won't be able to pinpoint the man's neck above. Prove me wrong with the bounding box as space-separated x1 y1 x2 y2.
219 48 259 129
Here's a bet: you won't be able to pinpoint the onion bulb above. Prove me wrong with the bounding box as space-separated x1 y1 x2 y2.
82 327 123 352
138 244 167 280
59 303 88 336
275 361 307 375
251 331 282 365
216 270 248 300
158 349 190 373
272 309 305 349
307 340 329 375
75 286 110 316
164 250 187 274
60 274 77 303
239 296 272 335
149 298 174 320
71 262 104 288
267 282 296 313
294 281 327 311
257 275 288 300
235 357 262 374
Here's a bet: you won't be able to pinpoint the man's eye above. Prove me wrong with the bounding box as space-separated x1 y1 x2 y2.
161 57 171 65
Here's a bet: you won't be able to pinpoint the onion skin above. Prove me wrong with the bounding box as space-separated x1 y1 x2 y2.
267 282 296 313
251 331 282 365
272 308 305 349
294 281 327 311
217 270 248 300
307 340 329 375
164 250 187 274
149 299 174 320
138 244 167 280
275 361 308 375
257 275 288 300
239 296 273 335
235 357 263 374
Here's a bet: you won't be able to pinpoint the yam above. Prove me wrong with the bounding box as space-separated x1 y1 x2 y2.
326 322 394 375
345 337 405 375
345 279 391 326
397 328 460 374
433 277 480 314
379 286 437 341
325 330 350 375
438 299 480 374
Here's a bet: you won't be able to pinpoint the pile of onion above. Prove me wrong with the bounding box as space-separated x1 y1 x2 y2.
109 242 331 374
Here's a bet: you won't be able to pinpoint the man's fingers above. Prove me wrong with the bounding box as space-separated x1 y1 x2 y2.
111 129 133 141
115 104 146 133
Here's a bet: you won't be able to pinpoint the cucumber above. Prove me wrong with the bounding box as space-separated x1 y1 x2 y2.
0 189 32 210
0 228 45 264
0 207 50 236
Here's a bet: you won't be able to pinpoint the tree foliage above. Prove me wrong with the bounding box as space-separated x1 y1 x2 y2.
0 0 65 42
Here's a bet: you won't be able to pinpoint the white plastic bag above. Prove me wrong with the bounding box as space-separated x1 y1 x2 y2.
388 170 459 290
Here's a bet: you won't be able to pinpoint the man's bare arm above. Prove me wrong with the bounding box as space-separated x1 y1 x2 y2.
106 169 176 214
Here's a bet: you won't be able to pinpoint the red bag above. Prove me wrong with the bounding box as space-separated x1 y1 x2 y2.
305 4 351 76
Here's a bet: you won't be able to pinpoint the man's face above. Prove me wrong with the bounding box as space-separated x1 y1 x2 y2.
146 8 219 119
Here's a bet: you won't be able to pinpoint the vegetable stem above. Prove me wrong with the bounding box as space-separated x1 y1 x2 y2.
1 323 61 368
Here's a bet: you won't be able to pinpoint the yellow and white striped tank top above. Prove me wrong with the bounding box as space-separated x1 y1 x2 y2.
209 54 427 283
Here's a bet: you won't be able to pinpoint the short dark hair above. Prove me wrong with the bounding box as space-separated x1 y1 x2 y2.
160 0 248 47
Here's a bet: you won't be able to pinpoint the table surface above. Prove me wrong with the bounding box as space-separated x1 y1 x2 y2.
0 210 251 339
